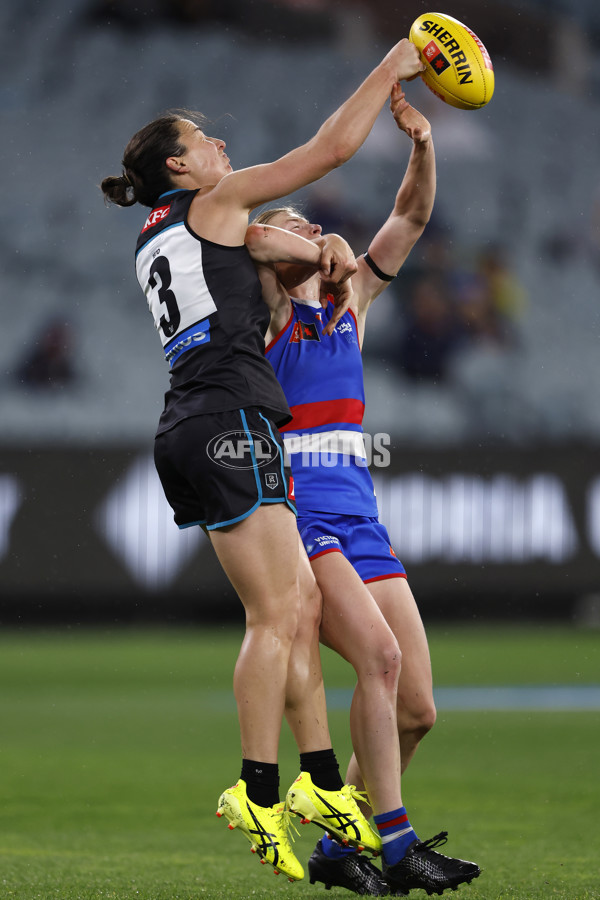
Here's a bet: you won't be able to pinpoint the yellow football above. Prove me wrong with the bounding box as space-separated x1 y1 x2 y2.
409 12 494 110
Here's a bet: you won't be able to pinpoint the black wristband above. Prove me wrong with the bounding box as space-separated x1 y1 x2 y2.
363 251 395 282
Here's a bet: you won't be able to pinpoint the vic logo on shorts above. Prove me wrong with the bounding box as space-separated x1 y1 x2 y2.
207 430 279 470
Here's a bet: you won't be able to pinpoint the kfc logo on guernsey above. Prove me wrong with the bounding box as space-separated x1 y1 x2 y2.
142 205 171 232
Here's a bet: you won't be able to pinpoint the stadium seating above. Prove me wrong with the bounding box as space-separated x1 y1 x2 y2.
2 0 600 445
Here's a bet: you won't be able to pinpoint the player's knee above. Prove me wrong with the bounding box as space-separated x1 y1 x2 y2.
382 638 402 684
284 588 303 640
297 573 323 633
253 583 302 642
307 579 324 628
359 634 402 687
398 694 437 740
416 698 437 737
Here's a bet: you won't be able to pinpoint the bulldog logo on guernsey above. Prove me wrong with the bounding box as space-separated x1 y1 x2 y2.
207 431 280 469
291 321 320 343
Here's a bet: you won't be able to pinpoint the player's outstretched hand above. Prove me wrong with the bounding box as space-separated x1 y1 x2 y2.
385 38 425 83
390 84 431 143
320 280 354 336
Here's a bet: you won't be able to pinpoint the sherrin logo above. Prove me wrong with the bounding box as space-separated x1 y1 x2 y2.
419 21 473 83
207 430 280 470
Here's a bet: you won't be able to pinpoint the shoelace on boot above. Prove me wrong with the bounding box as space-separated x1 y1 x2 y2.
274 806 301 845
413 831 450 855
343 784 372 807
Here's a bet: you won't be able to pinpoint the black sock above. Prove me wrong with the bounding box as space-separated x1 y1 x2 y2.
240 759 280 808
300 748 344 791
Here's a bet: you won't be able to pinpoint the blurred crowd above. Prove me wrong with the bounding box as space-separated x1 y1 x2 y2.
10 220 527 397
14 319 78 392
392 231 526 384
300 184 527 386
84 0 600 98
3 0 599 446
85 0 348 40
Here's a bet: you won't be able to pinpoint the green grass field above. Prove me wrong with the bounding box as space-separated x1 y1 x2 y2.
1 624 599 900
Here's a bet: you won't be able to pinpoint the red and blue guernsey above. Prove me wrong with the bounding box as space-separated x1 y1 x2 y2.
266 298 378 517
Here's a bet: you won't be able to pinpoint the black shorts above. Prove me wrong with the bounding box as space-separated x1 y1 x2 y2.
154 407 296 531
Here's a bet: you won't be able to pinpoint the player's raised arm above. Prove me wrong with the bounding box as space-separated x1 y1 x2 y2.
245 225 356 283
249 225 357 342
211 40 425 216
245 223 323 266
353 85 436 318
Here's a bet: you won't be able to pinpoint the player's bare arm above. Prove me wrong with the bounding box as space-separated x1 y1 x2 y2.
246 223 321 344
312 233 357 335
245 223 323 266
256 262 352 345
352 86 436 335
207 40 425 222
257 263 292 346
250 229 357 343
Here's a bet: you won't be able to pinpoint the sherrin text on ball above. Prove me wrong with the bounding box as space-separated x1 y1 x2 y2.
409 12 494 110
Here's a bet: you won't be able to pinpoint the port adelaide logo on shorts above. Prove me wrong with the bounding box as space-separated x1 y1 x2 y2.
207 430 280 469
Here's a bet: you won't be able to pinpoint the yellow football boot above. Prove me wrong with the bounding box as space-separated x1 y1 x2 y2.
216 779 304 881
286 772 382 854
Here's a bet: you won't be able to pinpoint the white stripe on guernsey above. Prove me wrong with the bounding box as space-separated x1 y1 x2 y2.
290 297 322 309
380 826 414 844
283 430 367 460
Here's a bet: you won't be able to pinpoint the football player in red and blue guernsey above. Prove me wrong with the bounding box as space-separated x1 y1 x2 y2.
252 86 480 896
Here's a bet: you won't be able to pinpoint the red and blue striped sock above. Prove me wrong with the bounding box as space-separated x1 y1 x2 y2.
373 806 418 865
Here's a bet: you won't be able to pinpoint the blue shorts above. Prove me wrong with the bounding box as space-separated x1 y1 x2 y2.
297 512 407 584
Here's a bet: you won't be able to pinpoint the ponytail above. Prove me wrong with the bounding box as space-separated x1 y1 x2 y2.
100 171 137 208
